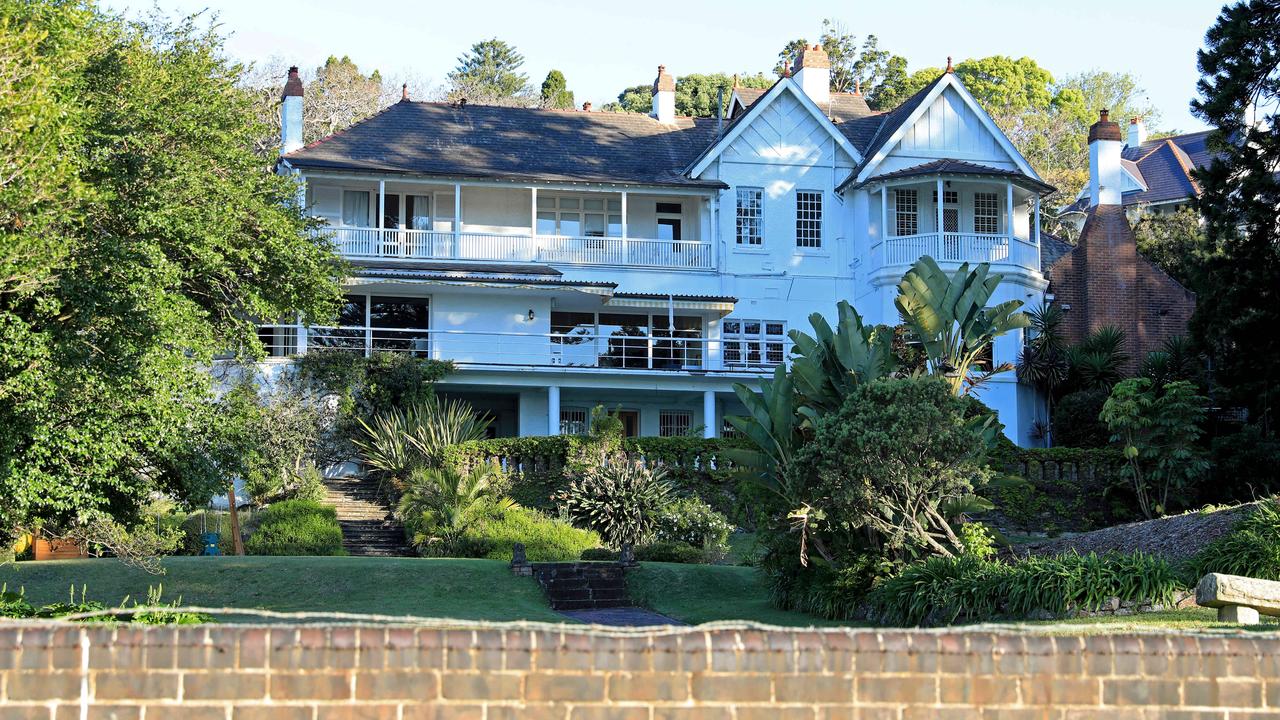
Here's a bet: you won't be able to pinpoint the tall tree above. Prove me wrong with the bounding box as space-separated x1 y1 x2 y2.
0 2 344 541
447 38 530 105
774 21 909 102
540 69 575 110
1189 0 1280 421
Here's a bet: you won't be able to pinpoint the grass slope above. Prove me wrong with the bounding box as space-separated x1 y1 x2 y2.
626 562 853 627
0 556 563 622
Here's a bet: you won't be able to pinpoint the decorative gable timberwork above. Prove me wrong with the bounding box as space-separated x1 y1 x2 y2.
722 89 855 168
892 86 1009 163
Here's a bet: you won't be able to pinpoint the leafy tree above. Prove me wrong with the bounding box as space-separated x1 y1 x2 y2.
788 377 993 560
1189 0 1280 421
0 3 344 543
539 69 574 109
447 37 531 105
895 257 1030 395
604 72 772 117
1101 378 1209 518
774 21 909 102
1132 207 1204 288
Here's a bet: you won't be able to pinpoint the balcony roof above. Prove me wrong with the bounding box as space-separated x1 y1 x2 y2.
282 100 728 190
842 159 1056 194
352 261 616 292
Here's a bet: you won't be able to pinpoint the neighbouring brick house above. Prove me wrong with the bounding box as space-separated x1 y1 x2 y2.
1042 111 1196 372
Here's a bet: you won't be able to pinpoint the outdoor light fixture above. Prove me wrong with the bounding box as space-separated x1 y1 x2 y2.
527 309 536 321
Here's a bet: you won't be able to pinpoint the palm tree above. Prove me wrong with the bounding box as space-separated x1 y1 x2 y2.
1067 326 1128 391
1017 303 1069 444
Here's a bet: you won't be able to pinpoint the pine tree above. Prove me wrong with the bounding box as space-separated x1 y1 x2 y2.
540 69 575 110
1189 0 1280 418
447 38 530 105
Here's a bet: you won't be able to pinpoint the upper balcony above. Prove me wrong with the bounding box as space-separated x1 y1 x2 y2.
305 177 714 271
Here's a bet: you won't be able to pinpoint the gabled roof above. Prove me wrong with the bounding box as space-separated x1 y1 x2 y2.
843 158 1055 194
685 78 865 177
730 86 874 124
1063 129 1214 213
1040 231 1074 273
284 101 726 189
843 73 1044 188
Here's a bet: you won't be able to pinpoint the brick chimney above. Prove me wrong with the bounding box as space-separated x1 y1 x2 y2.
582 101 592 112
280 66 304 156
1127 116 1146 148
651 65 676 124
793 44 831 106
1088 109 1123 207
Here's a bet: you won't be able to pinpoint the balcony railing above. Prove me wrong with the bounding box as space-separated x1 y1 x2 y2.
326 227 713 270
881 232 1040 269
259 325 787 373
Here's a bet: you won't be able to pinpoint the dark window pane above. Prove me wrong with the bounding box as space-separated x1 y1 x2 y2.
598 313 648 368
338 295 366 327
656 202 682 215
370 296 429 329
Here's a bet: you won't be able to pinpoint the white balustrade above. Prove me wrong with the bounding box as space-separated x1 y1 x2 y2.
324 227 713 270
883 232 1040 269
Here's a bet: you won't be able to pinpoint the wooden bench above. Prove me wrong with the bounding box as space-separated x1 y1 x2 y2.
1195 573 1280 624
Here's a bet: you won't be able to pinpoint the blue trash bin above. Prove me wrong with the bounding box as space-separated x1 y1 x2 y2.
201 532 222 556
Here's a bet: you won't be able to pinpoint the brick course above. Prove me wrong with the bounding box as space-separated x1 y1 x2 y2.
0 623 1276 717
1046 204 1196 373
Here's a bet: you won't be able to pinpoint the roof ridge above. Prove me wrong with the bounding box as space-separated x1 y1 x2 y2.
1164 139 1203 196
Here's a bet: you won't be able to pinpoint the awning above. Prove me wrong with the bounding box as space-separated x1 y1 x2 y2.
604 292 737 315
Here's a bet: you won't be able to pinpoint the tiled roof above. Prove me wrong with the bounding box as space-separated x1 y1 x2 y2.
1067 130 1219 213
285 101 727 189
846 159 1055 194
1040 231 1074 272
731 87 874 124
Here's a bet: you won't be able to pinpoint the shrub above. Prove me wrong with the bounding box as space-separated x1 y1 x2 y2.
634 541 706 564
655 497 733 553
957 522 996 559
452 502 601 562
398 465 499 554
177 510 249 556
244 500 345 556
788 377 991 560
356 398 491 486
1184 499 1280 581
1207 424 1280 504
557 461 673 548
866 551 1180 626
580 547 618 562
1052 388 1111 448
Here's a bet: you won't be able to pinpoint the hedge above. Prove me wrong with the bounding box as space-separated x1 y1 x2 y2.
244 500 346 556
444 436 752 524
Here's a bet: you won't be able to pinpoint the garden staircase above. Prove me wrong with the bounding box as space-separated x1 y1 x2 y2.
531 563 630 610
321 475 412 557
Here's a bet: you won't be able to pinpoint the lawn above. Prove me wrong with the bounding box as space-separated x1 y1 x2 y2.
626 562 855 627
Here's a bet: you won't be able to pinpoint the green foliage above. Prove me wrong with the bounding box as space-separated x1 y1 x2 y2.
1017 303 1069 440
1066 326 1129 392
447 38 530 103
634 541 707 565
293 351 455 422
1207 424 1280 503
244 500 345 556
1184 499 1280 582
0 583 210 624
983 444 1134 532
957 522 997 559
449 501 600 562
1133 208 1204 288
789 378 992 560
895 257 1030 395
774 21 906 105
558 462 673 549
1139 336 1203 389
1101 378 1209 518
0 3 345 537
1190 0 1280 420
605 72 773 116
398 465 500 555
787 300 897 416
539 69 574 110
655 497 733 553
866 552 1180 626
1052 388 1113 448
354 397 491 485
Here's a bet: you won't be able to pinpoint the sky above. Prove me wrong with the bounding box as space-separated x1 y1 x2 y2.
108 0 1226 132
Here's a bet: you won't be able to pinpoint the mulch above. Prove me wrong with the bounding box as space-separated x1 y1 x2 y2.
1009 501 1265 563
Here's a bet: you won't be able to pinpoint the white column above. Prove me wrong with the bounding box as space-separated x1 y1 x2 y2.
295 319 308 356
881 186 888 239
377 179 385 256
703 390 716 438
621 190 629 264
547 385 561 436
1006 182 1015 240
620 191 628 238
453 183 462 259
936 178 945 259
530 187 537 236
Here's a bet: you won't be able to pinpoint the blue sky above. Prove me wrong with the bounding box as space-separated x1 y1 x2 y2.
109 0 1225 131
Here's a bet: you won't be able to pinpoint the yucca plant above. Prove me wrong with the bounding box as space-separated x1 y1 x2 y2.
353 397 491 486
557 461 673 549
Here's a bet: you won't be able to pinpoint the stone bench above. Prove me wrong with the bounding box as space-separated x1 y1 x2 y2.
1195 573 1280 624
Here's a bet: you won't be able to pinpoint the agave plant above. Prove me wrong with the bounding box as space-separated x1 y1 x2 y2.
895 256 1030 395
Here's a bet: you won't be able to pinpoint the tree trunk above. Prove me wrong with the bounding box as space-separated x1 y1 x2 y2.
226 480 245 556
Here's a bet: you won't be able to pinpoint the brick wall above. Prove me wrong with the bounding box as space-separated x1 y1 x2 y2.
1047 205 1196 374
2 622 1278 717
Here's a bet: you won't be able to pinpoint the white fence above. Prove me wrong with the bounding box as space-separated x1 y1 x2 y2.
882 232 1040 269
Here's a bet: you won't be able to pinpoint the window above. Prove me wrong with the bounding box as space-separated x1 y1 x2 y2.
736 188 763 245
933 189 959 232
660 410 693 437
342 190 369 227
932 189 959 205
560 408 588 435
720 418 739 439
974 192 999 234
550 311 704 370
894 189 918 236
796 190 822 248
308 293 430 356
537 195 622 237
656 202 683 215
723 319 786 367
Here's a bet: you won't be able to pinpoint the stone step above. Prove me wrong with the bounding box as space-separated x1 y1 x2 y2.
531 562 632 611
323 476 411 557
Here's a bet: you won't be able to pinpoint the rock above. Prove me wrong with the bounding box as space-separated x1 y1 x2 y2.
1218 605 1261 624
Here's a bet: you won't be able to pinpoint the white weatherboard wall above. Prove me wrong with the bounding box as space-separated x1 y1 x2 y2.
878 87 1016 174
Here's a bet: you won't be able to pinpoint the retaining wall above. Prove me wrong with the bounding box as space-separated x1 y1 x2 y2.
2 622 1278 718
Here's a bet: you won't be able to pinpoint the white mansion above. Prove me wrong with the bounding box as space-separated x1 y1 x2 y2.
269 48 1064 445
